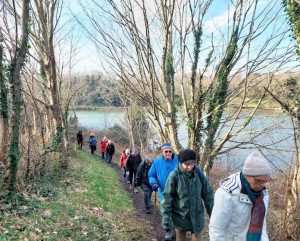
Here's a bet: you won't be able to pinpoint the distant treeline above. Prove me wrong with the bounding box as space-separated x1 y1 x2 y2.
70 74 122 107
69 72 300 109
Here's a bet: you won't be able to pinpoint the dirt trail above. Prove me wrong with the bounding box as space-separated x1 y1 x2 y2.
111 161 166 241
82 136 208 241
110 160 210 241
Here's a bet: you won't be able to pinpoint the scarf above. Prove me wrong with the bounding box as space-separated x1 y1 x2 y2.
240 173 266 241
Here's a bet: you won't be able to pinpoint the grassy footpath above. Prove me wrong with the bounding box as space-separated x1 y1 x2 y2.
0 151 150 241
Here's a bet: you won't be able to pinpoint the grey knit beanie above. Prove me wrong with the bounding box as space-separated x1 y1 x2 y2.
242 151 272 176
161 143 173 151
144 155 153 162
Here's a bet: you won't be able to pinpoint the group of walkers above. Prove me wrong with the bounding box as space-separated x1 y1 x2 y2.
76 130 115 164
119 147 152 203
119 143 272 241
77 130 272 241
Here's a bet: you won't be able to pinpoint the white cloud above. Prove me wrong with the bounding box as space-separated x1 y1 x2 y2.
203 5 235 33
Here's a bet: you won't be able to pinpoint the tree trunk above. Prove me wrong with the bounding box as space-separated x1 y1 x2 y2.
0 117 9 165
284 163 300 240
202 27 239 173
25 106 33 179
0 33 9 165
126 107 135 147
282 1 300 238
32 0 68 168
7 0 30 191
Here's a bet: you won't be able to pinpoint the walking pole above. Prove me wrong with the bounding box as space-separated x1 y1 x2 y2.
153 191 157 233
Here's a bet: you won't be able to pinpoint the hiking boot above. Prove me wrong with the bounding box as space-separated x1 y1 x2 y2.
134 188 138 193
165 231 172 241
145 208 151 214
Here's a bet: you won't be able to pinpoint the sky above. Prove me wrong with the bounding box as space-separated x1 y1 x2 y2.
70 1 237 73
57 0 299 75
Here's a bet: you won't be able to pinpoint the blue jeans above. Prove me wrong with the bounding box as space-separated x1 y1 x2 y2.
141 183 152 209
106 154 113 164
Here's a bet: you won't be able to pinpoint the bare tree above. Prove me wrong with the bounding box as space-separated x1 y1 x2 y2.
0 0 82 184
271 1 300 239
78 0 296 173
0 30 9 166
30 0 69 168
3 0 31 191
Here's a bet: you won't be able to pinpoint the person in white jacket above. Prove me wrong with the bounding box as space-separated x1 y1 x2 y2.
209 151 272 241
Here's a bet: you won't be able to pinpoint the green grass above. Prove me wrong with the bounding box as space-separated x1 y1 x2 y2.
72 151 133 212
0 150 145 241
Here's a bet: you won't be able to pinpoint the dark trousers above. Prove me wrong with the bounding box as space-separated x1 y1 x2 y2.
77 141 83 150
101 152 105 159
141 183 152 209
90 145 96 154
106 153 113 164
122 167 127 178
128 169 137 187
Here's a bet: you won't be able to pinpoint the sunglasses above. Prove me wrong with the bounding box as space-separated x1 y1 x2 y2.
163 150 172 153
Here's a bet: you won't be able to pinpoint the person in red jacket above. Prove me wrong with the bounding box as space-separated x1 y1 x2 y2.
119 148 131 179
99 136 108 160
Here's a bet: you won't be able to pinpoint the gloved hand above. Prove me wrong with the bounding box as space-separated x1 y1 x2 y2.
152 184 159 192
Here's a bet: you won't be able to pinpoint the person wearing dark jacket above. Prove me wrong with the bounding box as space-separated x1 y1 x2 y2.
136 155 153 214
89 133 97 154
126 147 142 193
161 149 214 241
105 140 115 164
76 130 83 150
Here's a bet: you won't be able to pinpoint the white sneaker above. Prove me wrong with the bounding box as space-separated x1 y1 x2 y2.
129 185 133 190
134 188 138 193
165 231 172 241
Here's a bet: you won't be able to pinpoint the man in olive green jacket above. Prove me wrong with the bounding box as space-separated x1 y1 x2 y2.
161 149 214 241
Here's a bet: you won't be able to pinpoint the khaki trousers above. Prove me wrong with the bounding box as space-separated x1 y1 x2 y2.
175 229 203 241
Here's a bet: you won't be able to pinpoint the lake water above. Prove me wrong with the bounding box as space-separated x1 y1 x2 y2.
72 109 295 172
72 110 125 130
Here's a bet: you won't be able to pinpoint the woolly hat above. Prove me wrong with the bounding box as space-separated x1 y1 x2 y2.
144 155 153 162
242 151 272 176
161 143 173 151
178 149 197 164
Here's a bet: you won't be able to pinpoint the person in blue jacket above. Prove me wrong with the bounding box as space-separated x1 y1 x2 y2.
148 142 179 240
149 143 179 201
89 133 97 155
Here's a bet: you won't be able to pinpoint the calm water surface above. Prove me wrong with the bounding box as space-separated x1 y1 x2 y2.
73 110 125 130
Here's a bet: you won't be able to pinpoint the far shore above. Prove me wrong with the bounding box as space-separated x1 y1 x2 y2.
71 105 284 112
70 106 125 112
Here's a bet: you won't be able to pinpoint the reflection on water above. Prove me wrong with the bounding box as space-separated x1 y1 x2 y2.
73 110 295 171
72 110 125 131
